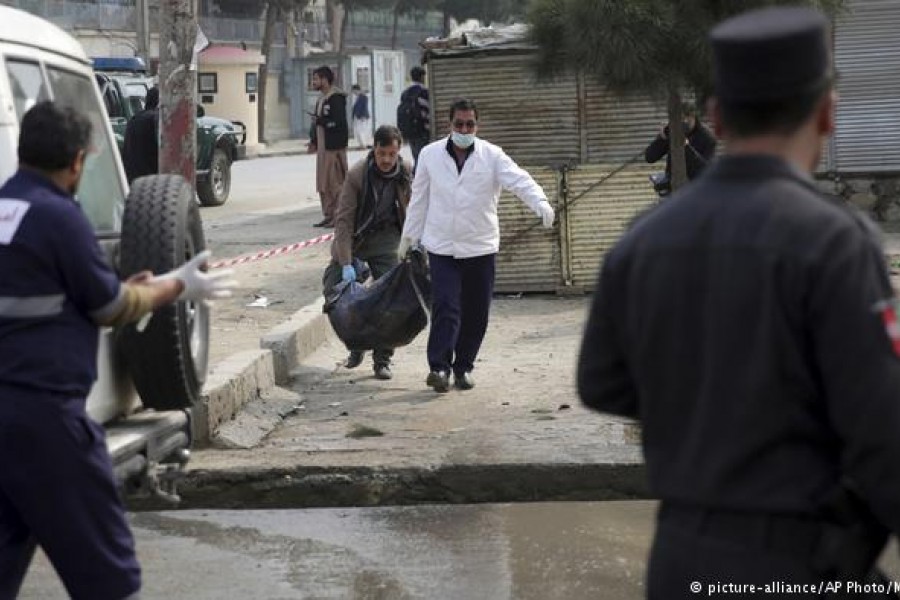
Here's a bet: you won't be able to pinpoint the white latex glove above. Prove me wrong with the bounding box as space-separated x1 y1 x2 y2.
397 236 416 261
155 250 236 302
537 201 555 228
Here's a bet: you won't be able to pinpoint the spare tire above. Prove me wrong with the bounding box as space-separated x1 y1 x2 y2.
117 174 210 410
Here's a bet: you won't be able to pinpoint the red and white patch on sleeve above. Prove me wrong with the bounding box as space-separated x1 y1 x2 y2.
878 299 900 357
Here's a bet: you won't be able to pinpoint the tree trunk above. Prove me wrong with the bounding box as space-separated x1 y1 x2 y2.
258 3 277 144
286 6 297 60
442 8 452 37
329 0 344 53
158 0 196 188
391 3 400 50
667 88 688 192
339 6 349 53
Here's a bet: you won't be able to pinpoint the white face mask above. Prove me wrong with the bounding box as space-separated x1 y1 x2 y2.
451 131 476 148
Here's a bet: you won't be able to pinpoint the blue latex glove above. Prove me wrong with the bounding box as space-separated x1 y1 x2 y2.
341 264 356 282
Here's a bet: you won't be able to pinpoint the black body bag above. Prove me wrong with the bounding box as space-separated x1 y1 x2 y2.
324 249 431 351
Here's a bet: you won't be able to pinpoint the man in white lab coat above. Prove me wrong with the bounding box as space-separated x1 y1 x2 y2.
398 98 555 393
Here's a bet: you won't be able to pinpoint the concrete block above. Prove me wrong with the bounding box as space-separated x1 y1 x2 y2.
194 348 275 445
260 300 333 384
211 386 302 450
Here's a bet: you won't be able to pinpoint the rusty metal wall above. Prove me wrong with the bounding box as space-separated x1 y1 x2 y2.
428 52 581 168
833 0 900 173
496 168 562 293
426 50 662 292
582 76 667 165
564 163 659 290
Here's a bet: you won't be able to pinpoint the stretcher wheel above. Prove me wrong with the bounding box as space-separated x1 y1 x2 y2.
117 174 209 410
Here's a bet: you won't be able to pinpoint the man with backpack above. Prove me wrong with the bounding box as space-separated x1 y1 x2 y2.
397 66 430 168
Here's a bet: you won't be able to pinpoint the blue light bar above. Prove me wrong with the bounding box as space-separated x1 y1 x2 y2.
92 57 147 73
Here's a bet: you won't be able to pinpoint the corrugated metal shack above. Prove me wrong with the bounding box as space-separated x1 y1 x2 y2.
424 0 900 291
424 26 666 293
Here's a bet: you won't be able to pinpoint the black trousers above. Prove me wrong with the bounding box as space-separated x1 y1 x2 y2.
0 395 140 600
426 252 495 376
649 504 892 600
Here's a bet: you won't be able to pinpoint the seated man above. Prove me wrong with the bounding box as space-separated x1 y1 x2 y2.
322 125 412 380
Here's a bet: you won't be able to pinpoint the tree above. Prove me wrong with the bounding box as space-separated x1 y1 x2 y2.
528 0 845 191
390 0 433 49
259 0 309 143
328 0 394 53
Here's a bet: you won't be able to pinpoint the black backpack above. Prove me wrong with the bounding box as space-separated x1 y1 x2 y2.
397 86 426 139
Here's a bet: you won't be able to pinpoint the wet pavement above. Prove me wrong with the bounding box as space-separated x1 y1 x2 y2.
21 500 655 600
20 500 900 599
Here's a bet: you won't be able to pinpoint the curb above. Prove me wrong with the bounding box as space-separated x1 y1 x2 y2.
248 149 309 160
139 462 649 511
193 299 330 444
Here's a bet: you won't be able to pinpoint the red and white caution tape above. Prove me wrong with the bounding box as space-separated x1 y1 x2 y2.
208 233 334 269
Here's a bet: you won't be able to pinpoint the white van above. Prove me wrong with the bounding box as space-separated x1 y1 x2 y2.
0 5 209 502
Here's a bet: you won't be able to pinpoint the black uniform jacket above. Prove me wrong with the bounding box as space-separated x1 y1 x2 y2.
122 108 158 183
578 154 900 531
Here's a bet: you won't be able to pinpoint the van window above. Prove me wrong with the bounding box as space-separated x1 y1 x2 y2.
47 67 125 233
6 59 49 119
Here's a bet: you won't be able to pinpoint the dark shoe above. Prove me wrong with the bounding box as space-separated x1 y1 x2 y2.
426 370 450 393
454 372 475 391
345 351 365 369
374 364 393 380
313 219 333 228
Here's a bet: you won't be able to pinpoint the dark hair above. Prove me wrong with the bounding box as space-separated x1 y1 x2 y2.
719 84 831 137
410 66 425 83
374 125 402 148
448 98 478 122
313 66 334 84
145 86 159 110
18 101 92 171
351 84 361 92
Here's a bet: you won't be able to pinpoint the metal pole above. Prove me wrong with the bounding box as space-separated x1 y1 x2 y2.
135 0 150 66
158 0 197 190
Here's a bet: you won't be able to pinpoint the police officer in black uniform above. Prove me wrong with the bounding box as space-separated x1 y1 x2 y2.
0 102 234 600
578 7 900 599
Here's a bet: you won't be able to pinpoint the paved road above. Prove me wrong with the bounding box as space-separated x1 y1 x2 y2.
21 501 656 600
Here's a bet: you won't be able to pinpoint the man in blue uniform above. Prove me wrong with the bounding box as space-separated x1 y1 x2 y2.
578 7 900 598
0 102 233 600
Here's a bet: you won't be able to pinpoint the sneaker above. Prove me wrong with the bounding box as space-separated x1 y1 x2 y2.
374 364 393 380
426 370 450 393
313 219 333 228
345 351 365 369
454 372 475 391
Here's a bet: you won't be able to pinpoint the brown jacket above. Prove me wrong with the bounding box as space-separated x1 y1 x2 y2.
331 156 412 266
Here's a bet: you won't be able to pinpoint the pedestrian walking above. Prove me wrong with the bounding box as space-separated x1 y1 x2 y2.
0 101 234 600
122 85 159 183
309 66 348 228
578 7 900 598
350 84 373 150
323 125 412 380
399 98 555 393
397 65 430 168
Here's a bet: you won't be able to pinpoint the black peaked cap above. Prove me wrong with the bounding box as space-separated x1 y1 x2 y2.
710 6 831 102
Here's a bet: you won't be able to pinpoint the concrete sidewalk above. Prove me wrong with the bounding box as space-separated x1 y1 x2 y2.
178 295 646 510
